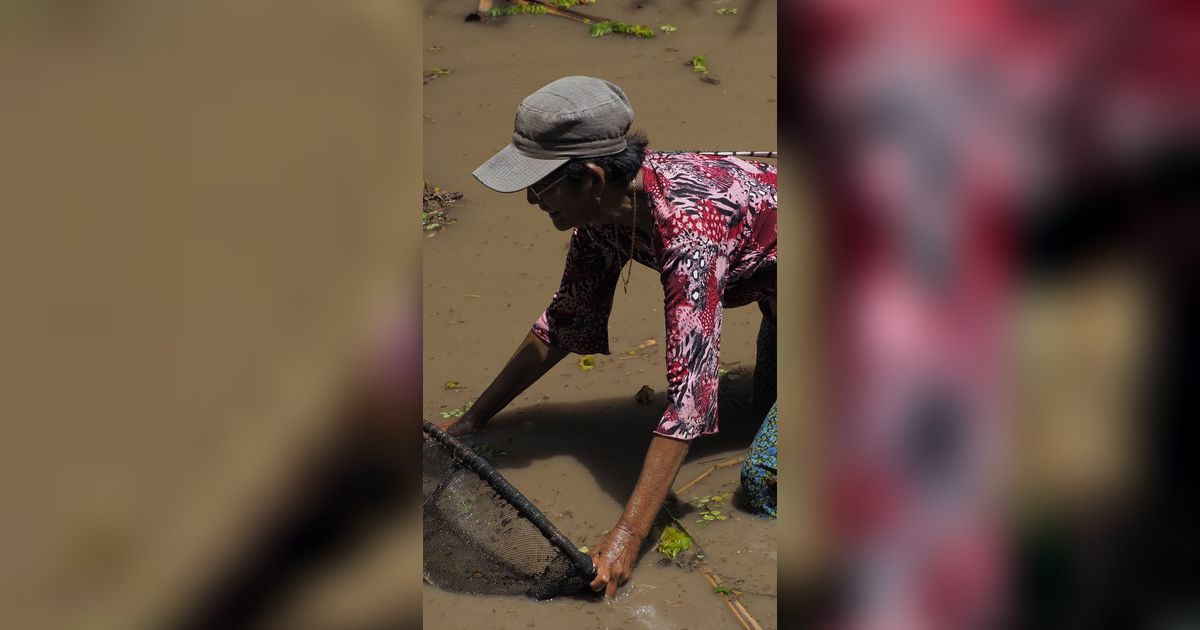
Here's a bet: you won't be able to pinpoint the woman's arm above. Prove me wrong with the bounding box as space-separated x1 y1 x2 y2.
440 330 567 436
588 434 690 599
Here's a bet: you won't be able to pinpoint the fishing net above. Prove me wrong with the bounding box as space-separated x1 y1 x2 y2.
422 421 595 599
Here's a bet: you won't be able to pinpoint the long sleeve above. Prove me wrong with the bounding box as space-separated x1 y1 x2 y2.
653 227 728 440
531 226 625 355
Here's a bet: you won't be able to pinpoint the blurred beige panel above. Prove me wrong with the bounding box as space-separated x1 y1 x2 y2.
775 151 831 587
0 1 419 629
1013 263 1149 507
264 517 423 630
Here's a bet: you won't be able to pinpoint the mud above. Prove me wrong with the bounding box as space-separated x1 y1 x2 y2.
422 0 778 627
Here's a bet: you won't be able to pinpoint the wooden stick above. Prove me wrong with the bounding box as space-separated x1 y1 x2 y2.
733 596 764 630
464 0 494 22
468 0 621 28
701 563 765 630
518 0 612 24
705 570 743 626
704 570 754 630
675 455 745 496
736 601 765 630
695 450 743 465
658 507 765 630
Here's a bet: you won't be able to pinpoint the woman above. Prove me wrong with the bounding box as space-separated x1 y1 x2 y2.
441 76 777 599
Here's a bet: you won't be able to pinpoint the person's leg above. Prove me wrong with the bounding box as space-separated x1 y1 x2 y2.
740 401 778 517
753 299 777 418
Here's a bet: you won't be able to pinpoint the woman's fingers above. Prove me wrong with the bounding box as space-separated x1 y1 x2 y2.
600 559 628 600
604 573 619 600
598 560 626 600
588 550 607 592
587 537 634 600
589 569 607 592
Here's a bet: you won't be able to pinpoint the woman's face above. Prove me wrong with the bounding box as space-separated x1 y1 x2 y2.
526 167 602 231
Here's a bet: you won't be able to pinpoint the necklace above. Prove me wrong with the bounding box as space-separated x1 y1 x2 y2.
621 184 637 293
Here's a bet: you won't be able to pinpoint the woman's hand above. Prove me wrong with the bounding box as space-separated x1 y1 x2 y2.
436 331 569 438
588 521 644 600
587 434 691 600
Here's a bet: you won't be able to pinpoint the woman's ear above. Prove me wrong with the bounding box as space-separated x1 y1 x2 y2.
584 163 606 197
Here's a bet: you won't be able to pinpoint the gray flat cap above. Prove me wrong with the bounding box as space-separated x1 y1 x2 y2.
473 76 634 193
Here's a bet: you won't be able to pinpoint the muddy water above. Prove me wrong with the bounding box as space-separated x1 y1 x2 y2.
422 1 777 627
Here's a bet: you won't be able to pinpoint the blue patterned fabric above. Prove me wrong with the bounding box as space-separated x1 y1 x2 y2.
741 308 777 517
740 402 777 517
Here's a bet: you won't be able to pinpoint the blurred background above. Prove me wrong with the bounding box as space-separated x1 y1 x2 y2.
779 0 1197 628
0 1 423 629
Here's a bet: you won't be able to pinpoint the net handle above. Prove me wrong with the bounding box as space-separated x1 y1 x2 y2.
656 150 777 158
422 421 598 581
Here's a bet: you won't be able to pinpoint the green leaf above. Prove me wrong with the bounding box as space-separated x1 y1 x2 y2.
660 24 677 32
655 525 693 559
489 4 547 16
439 399 475 418
589 20 654 38
712 585 733 595
579 355 596 371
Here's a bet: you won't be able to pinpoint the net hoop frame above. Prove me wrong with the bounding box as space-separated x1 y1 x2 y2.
422 420 597 583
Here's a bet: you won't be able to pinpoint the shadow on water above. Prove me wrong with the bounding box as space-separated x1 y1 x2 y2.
459 372 767 508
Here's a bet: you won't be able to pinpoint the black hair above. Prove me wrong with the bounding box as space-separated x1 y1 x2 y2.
558 130 649 192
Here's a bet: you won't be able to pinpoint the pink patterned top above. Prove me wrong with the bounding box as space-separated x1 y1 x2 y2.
531 152 777 440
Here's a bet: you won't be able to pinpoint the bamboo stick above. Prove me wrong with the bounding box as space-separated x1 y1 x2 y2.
513 0 613 25
675 455 745 496
704 570 754 630
657 506 765 630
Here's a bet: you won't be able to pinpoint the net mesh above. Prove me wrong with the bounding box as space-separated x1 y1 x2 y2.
422 421 594 599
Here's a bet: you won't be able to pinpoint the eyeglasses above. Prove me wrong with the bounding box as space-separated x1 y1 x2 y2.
528 171 568 204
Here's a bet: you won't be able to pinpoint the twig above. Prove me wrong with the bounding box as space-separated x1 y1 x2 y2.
737 589 778 598
696 453 740 465
705 569 753 630
657 507 764 630
518 0 612 24
704 570 763 630
675 455 745 496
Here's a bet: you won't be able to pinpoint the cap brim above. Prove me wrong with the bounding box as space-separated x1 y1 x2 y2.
472 144 568 193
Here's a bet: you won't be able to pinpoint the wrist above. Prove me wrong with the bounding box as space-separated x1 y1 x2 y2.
459 405 490 426
613 517 649 542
